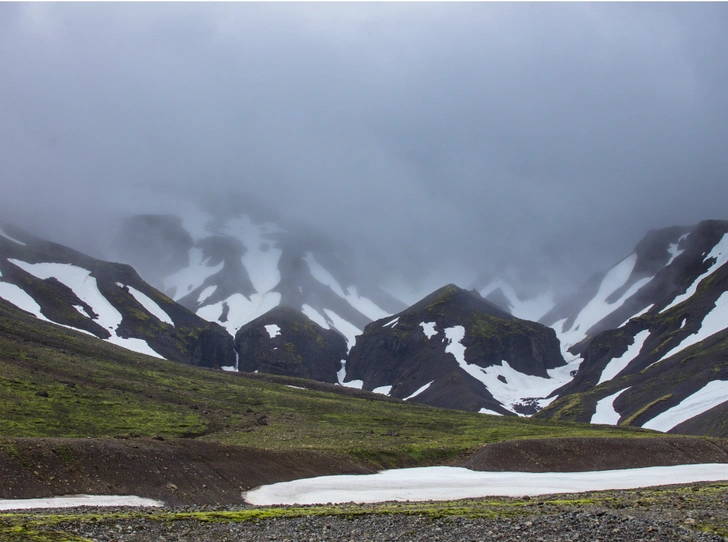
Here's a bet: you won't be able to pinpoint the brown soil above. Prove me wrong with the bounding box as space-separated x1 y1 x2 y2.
0 437 373 506
2 436 728 507
461 436 728 472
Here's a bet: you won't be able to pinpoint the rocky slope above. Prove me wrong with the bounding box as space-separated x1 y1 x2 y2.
0 222 234 367
536 220 728 436
344 285 570 414
233 305 347 383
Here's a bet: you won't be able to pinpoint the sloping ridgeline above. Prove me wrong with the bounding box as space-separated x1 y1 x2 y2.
0 222 234 367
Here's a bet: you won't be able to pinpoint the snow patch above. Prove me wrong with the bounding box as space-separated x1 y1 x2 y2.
0 495 163 511
479 279 554 321
125 286 174 326
197 285 217 303
642 380 728 432
265 324 281 338
597 330 650 385
383 317 399 328
420 321 437 339
403 381 433 401
220 366 238 372
616 304 654 328
591 387 631 425
661 233 728 313
655 291 728 365
223 215 283 294
478 408 503 416
9 260 163 358
243 464 728 506
322 309 360 352
372 385 393 395
0 281 49 320
301 304 330 329
163 248 223 300
197 291 281 336
0 226 26 245
304 252 389 320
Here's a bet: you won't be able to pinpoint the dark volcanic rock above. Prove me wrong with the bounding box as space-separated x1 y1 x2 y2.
345 284 565 414
234 306 347 383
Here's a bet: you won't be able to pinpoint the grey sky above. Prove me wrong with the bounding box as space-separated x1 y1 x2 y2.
1 3 727 298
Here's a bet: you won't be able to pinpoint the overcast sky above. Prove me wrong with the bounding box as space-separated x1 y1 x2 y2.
1 3 727 298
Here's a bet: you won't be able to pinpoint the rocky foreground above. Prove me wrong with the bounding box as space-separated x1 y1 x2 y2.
5 481 728 542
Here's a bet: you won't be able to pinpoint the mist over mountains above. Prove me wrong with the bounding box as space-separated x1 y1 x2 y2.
2 3 728 301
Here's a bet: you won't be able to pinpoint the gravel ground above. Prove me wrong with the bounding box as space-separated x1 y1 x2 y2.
12 483 728 542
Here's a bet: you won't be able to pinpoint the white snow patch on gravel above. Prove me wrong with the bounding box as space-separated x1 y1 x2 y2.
403 381 433 401
642 380 728 432
244 464 728 506
597 330 650 385
0 495 164 511
661 233 728 313
420 321 437 339
265 324 281 338
591 387 631 425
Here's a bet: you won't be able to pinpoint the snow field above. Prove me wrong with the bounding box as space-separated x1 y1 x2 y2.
223 215 283 295
163 248 223 300
302 304 330 329
591 387 631 425
0 281 50 321
120 284 174 326
322 309 361 352
197 291 281 337
642 380 728 432
478 279 555 322
0 495 163 511
244 464 728 506
265 324 281 338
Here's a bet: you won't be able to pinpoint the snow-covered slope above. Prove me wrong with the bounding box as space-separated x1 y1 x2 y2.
112 210 406 348
537 220 728 437
0 222 235 367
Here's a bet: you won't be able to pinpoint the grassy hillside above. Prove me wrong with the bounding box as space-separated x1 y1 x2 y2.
0 300 657 468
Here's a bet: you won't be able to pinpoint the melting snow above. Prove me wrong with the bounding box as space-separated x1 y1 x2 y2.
322 309 360 352
383 317 399 328
478 408 503 416
403 381 433 401
597 330 650 385
302 304 330 329
420 321 437 339
444 326 577 415
372 385 392 395
555 254 651 354
163 248 223 300
655 291 728 365
616 304 654 328
661 233 728 313
223 215 283 294
642 380 728 432
303 252 389 320
9 260 163 359
220 366 238 372
479 279 555 321
197 291 281 337
591 387 631 425
0 495 163 511
0 226 26 246
243 464 728 506
264 324 281 338
124 286 174 326
197 285 217 303
0 281 49 320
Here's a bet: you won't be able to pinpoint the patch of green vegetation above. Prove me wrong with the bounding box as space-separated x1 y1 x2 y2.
620 395 673 426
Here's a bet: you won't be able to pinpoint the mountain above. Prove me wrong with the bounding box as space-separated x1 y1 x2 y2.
0 222 235 368
111 211 406 349
233 305 347 383
344 284 572 414
536 220 728 437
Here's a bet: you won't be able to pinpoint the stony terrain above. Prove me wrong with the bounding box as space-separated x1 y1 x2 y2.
4 481 728 541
